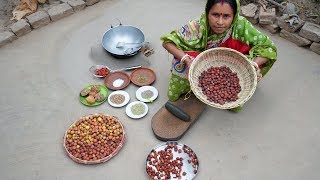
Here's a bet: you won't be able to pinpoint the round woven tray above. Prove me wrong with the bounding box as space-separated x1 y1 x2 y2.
63 113 126 164
189 47 257 109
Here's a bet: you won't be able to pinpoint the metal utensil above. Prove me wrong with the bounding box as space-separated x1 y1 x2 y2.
112 65 142 72
116 41 144 48
102 21 145 58
89 64 142 78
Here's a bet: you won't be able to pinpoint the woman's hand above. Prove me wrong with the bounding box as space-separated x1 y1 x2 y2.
251 61 262 82
180 54 194 78
252 57 269 82
253 57 268 67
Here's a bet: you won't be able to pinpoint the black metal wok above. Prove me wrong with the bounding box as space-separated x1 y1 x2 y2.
102 23 145 58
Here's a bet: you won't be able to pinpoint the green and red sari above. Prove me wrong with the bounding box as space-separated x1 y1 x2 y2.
161 0 277 102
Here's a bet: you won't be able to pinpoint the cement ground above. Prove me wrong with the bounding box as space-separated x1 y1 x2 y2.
0 0 320 179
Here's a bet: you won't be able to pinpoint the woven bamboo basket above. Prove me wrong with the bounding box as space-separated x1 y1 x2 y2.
189 47 257 109
63 113 126 165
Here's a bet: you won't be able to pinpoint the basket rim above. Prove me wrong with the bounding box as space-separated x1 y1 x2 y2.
63 113 126 164
188 47 258 109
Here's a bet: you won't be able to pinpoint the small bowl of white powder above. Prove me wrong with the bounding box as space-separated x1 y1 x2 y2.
104 71 131 90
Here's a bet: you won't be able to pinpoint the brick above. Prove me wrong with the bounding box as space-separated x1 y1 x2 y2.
241 3 257 18
84 0 100 6
310 42 320 55
280 29 311 47
277 15 304 33
0 31 17 47
67 0 86 12
48 3 74 22
260 24 280 34
299 22 320 42
9 19 32 37
259 8 276 25
247 10 259 25
26 11 50 29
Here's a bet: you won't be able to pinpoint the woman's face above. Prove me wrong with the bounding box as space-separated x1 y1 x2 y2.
208 2 234 34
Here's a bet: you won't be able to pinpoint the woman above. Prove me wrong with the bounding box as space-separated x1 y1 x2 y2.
161 0 277 111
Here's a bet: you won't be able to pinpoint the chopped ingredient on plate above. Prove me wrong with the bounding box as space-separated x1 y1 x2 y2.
137 76 148 83
94 93 105 102
141 90 154 99
80 88 90 97
95 67 109 76
110 94 125 104
86 95 95 104
131 103 145 115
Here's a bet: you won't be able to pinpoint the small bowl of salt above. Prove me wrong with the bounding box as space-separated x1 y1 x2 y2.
104 71 131 90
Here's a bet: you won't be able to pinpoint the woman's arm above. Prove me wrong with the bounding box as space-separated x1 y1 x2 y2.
253 56 269 67
236 18 277 76
163 42 194 69
162 42 186 61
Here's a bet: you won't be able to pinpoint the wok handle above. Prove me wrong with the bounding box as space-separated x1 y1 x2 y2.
110 18 122 28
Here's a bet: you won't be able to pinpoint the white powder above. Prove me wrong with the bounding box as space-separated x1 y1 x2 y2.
113 78 124 87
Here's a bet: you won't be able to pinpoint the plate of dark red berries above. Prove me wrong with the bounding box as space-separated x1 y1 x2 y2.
146 141 199 180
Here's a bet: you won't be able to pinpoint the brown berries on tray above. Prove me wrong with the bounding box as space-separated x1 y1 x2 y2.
146 142 199 179
64 114 125 164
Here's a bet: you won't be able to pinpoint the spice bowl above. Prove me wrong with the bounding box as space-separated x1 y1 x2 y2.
130 67 156 86
125 101 148 119
136 86 158 103
89 65 110 78
104 71 131 90
108 90 130 108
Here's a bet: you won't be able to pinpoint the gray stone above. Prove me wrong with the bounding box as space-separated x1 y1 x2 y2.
0 31 17 47
282 2 300 15
280 29 312 47
259 18 274 25
48 3 74 22
241 3 257 18
68 0 86 12
9 19 32 37
261 24 280 34
299 22 320 42
277 15 304 33
310 42 320 55
247 10 259 25
26 11 50 29
84 0 100 6
259 8 276 25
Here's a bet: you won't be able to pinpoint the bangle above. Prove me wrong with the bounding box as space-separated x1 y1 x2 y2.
180 54 191 63
251 61 259 70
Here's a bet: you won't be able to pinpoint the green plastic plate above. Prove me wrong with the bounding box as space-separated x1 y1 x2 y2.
79 84 109 106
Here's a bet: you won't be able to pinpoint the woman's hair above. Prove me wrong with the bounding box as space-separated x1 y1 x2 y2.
205 0 237 16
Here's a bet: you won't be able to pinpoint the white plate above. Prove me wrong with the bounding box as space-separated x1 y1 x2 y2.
125 101 148 119
135 86 158 103
108 90 130 107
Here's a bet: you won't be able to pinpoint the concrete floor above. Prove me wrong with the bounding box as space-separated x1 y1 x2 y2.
1 0 320 179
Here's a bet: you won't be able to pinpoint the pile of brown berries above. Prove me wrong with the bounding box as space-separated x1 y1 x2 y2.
64 114 124 162
146 144 198 179
198 65 241 105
